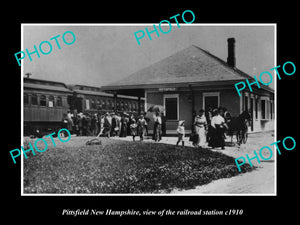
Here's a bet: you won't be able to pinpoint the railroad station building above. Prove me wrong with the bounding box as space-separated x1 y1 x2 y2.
102 38 275 134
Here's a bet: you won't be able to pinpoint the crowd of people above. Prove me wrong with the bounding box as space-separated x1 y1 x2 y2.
62 106 231 149
62 111 156 142
186 106 231 149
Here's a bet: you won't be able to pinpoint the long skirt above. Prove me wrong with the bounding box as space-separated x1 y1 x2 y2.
195 125 206 147
130 126 137 136
119 124 127 137
208 125 225 148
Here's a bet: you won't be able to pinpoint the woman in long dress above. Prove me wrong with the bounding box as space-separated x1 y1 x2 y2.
119 114 127 137
194 109 207 148
209 109 228 149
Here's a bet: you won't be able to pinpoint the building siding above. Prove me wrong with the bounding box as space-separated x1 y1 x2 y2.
145 87 274 135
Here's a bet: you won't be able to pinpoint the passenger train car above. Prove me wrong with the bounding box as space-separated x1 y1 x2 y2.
23 78 144 136
23 78 72 136
69 84 144 114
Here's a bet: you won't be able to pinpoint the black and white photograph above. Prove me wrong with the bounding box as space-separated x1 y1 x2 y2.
4 5 298 224
21 24 276 195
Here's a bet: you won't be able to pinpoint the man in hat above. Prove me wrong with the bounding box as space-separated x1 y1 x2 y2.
103 112 112 138
111 112 120 137
209 109 228 149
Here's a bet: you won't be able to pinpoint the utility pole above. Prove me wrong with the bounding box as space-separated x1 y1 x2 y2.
25 73 32 78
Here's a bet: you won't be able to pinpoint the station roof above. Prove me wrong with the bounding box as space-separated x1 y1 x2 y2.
102 45 274 94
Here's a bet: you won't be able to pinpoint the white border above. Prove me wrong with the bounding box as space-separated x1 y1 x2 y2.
21 23 277 196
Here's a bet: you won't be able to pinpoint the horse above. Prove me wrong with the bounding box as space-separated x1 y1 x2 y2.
225 110 251 146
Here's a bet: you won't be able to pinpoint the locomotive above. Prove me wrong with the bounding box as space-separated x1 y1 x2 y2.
23 77 144 136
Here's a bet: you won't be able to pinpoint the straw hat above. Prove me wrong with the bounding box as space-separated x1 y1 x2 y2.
178 120 185 126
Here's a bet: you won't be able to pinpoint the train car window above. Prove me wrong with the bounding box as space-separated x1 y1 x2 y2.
24 93 29 105
91 99 95 109
140 102 144 111
101 99 105 110
110 100 114 110
128 102 131 111
99 99 103 110
85 99 90 110
40 95 46 106
31 94 38 105
97 99 101 110
108 100 112 110
57 96 62 106
111 100 115 110
48 95 54 107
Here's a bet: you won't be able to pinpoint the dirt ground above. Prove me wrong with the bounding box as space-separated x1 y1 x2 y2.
111 131 276 195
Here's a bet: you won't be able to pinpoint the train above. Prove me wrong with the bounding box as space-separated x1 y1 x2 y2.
23 77 145 136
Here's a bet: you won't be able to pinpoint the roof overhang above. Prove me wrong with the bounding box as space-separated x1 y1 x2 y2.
101 79 274 97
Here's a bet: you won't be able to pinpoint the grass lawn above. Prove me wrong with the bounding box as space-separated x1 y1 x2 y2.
23 137 254 194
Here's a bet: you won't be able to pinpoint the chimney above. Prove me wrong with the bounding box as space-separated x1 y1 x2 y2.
227 37 236 67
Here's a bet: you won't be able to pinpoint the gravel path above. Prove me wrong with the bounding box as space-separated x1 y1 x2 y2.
112 131 276 195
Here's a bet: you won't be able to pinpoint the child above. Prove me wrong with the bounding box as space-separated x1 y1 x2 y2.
129 115 138 141
176 120 185 146
137 114 147 141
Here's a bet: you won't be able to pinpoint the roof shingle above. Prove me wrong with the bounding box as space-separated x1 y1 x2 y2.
104 45 253 87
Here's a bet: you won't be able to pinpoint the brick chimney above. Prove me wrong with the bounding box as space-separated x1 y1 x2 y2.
227 37 236 67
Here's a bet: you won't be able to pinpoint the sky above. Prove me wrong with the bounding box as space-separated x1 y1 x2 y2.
23 24 275 89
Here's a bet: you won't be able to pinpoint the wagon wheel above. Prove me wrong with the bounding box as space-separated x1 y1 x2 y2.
242 130 248 144
236 131 243 145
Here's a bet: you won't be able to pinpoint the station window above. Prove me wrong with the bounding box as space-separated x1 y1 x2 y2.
270 101 273 120
48 95 54 107
261 100 266 119
57 96 62 106
31 94 38 105
255 98 258 119
244 96 248 111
